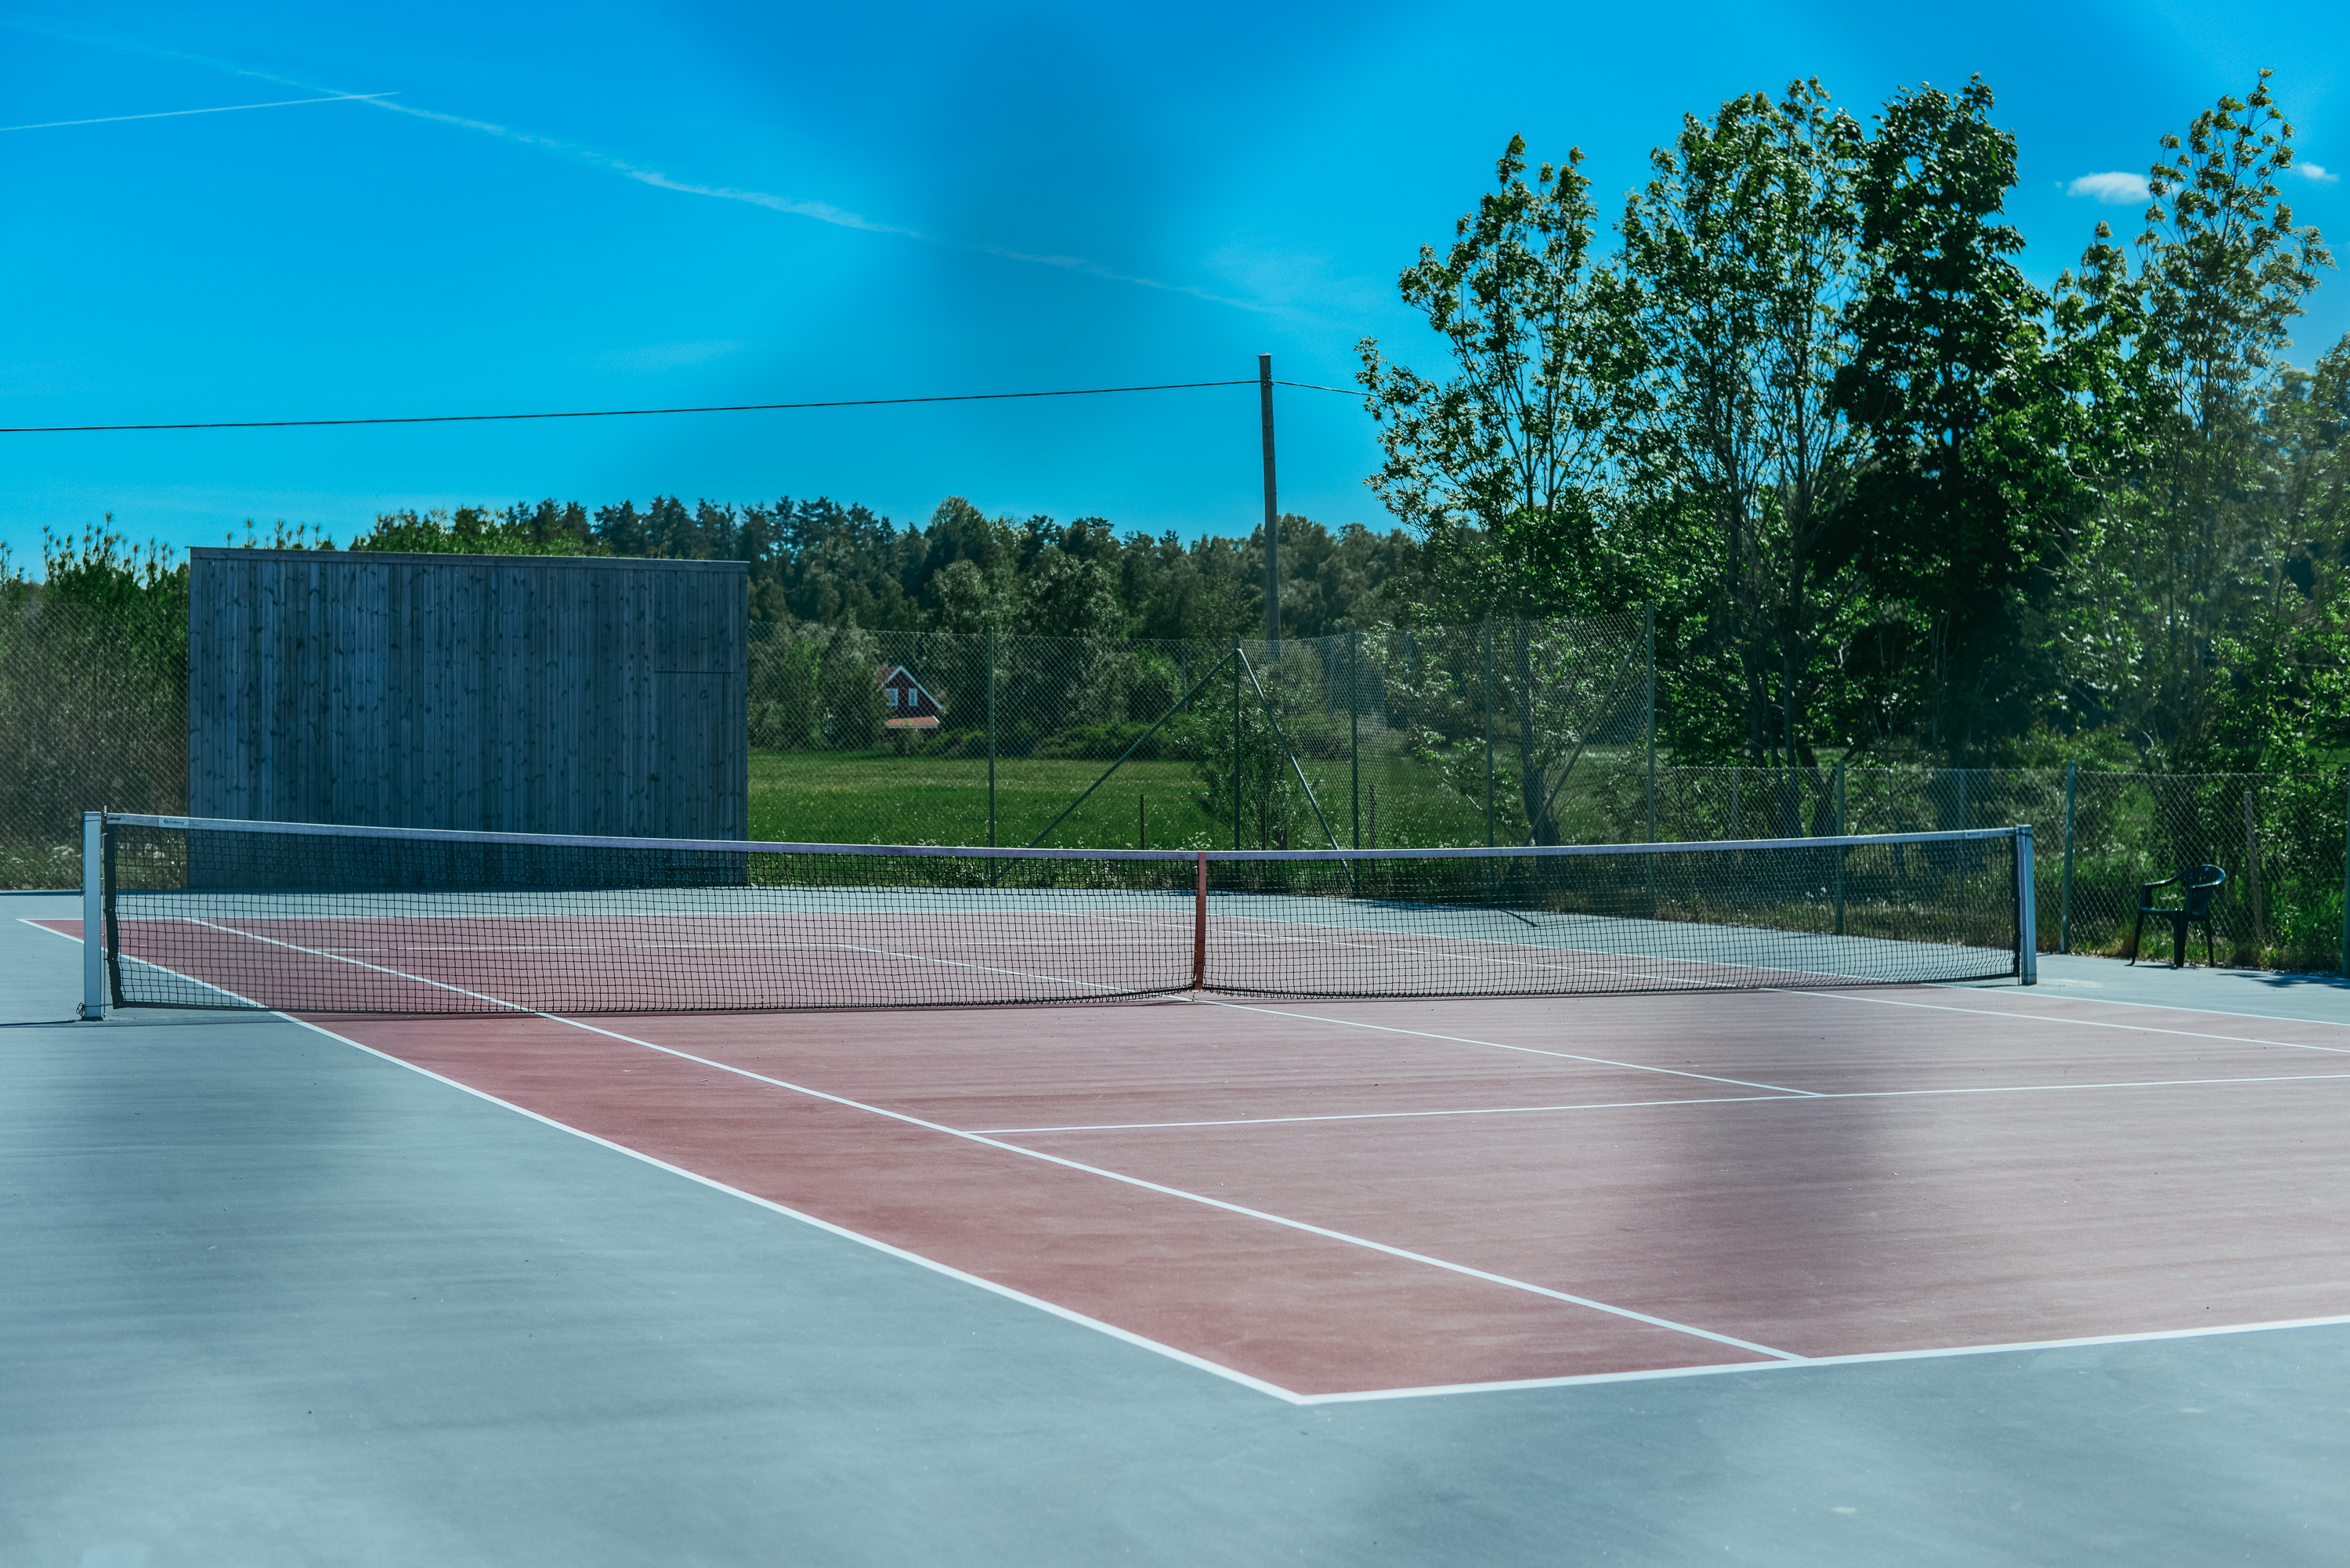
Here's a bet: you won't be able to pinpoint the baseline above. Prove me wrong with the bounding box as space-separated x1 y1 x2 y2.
1782 987 2350 1057
969 1068 2350 1134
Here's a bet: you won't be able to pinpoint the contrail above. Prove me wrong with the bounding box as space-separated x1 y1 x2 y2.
2 91 396 133
2 22 1270 313
363 97 1271 312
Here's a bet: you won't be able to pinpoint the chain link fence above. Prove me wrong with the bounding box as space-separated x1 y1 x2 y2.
1556 760 2349 973
741 612 1653 852
6 598 2344 973
0 597 187 888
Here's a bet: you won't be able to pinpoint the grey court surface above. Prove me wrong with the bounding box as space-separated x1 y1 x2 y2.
5 891 2348 1568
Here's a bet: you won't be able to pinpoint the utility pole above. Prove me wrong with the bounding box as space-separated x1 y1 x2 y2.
1259 353 1279 655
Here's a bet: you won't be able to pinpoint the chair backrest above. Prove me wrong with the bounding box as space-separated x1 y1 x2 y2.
2182 863 2227 916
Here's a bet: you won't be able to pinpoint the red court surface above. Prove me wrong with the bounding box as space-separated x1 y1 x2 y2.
45 917 2350 1398
91 952 2341 1401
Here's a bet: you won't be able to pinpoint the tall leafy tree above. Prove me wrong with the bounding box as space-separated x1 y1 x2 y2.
1620 80 1865 771
1833 75 2066 761
2100 70 2334 761
1357 136 1642 620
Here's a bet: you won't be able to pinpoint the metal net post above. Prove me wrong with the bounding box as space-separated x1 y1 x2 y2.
80 811 105 1020
2016 824 2037 985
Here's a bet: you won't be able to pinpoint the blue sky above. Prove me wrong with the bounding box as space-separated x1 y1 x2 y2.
2 1 2344 572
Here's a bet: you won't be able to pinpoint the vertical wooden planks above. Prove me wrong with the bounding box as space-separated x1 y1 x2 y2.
187 549 748 839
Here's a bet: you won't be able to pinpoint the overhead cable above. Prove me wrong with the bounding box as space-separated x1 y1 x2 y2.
2 378 1365 435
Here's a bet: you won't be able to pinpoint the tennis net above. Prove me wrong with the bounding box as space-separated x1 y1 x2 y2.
87 813 2034 1014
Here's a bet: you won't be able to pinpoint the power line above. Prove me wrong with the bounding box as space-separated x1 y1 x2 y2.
0 377 1364 435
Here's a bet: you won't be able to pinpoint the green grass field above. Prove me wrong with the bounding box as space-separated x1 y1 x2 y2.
747 748 1514 849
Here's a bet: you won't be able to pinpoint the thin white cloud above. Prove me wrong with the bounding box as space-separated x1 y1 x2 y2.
0 91 394 133
369 101 1271 311
2 21 1272 315
2295 161 2340 185
595 339 747 372
2068 172 2152 204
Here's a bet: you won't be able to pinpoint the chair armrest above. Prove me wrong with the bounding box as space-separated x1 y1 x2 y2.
2138 876 2178 894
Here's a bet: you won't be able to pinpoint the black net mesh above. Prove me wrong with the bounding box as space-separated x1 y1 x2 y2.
100 815 2022 1013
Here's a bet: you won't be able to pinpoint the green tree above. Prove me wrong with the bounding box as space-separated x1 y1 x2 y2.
1358 135 1643 620
2095 70 2335 763
1832 74 2071 761
352 504 595 555
1620 79 1867 768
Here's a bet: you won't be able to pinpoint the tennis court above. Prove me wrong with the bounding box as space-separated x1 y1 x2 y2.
8 815 2350 1563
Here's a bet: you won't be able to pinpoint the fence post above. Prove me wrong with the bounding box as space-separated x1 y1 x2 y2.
2243 788 2265 956
2016 824 2038 986
2340 774 2349 976
1644 599 1657 844
1957 768 1969 904
81 811 105 1021
1349 629 1361 849
1482 613 1495 848
985 627 996 848
1833 758 1846 938
1231 634 1242 851
2059 761 2076 954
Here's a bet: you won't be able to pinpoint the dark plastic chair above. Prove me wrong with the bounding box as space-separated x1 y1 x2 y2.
2130 864 2227 968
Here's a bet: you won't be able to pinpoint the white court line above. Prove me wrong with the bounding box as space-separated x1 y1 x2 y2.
1933 979 2350 1029
978 1092 1796 1133
177 916 1172 1003
1778 988 2350 1057
973 1070 2350 1134
1195 999 1820 1097
41 916 2350 1407
319 938 1184 953
1293 1312 2350 1404
146 918 1802 1364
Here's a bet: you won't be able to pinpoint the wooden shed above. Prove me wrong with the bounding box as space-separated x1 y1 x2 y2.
188 549 747 840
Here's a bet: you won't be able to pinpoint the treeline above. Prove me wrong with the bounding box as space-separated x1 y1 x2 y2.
16 71 2348 775
349 497 1421 644
1360 71 2347 772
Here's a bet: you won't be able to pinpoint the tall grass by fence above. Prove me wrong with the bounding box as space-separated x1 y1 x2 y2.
4 600 2343 973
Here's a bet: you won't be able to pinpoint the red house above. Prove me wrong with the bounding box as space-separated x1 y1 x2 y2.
876 663 943 728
